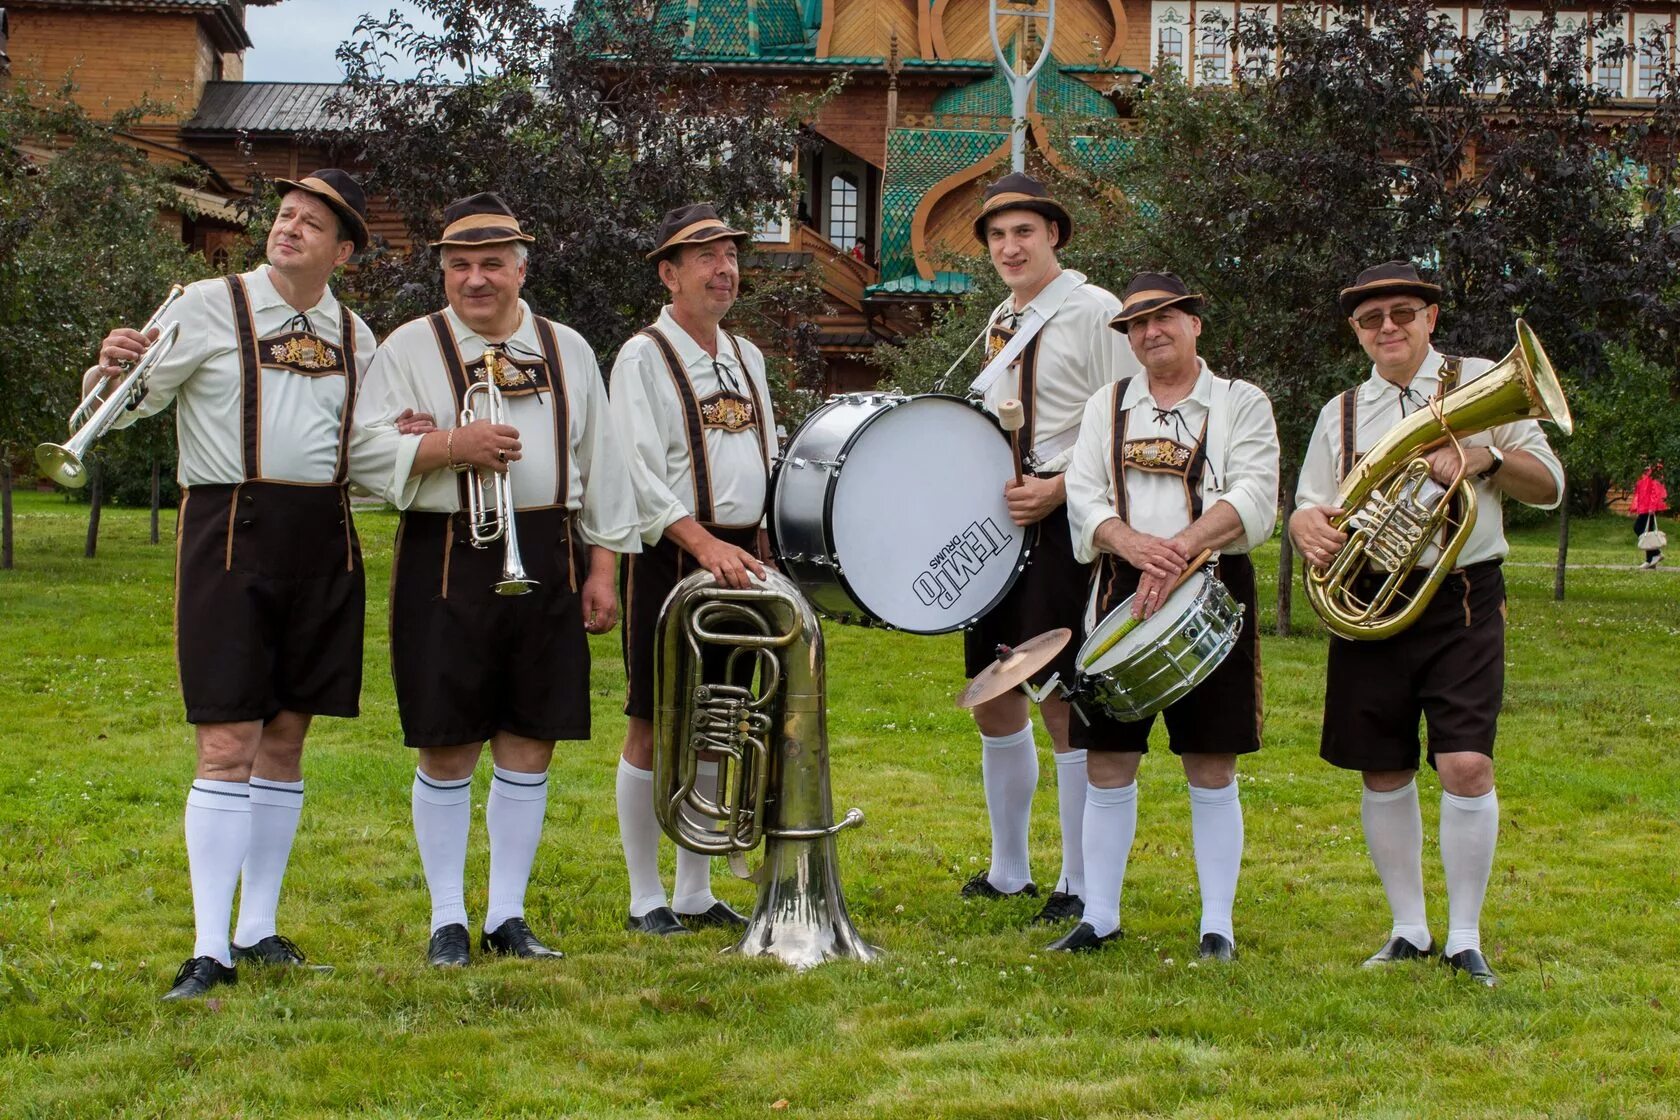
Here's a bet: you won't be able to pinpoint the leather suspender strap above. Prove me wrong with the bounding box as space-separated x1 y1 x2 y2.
427 312 475 511
533 317 571 508
1337 387 1359 483
1109 378 1132 525
724 332 771 473
1016 332 1043 476
226 275 263 481
1185 414 1211 521
638 326 715 523
334 307 358 486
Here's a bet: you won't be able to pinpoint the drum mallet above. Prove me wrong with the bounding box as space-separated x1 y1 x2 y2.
1080 548 1215 669
999 398 1025 488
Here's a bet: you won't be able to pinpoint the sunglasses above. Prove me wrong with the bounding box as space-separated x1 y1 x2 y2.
1352 305 1428 331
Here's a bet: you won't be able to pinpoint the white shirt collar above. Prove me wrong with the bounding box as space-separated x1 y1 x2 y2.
1359 346 1444 404
1009 268 1087 319
656 305 738 371
245 265 341 324
1121 358 1215 411
441 299 540 358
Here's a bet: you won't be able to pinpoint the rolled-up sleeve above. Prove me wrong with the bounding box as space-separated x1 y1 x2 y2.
110 282 218 428
607 339 690 544
347 342 425 508
1065 389 1121 565
1493 416 1565 510
574 347 642 553
1211 384 1281 553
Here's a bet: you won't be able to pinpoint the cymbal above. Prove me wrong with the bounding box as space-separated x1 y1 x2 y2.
956 628 1072 709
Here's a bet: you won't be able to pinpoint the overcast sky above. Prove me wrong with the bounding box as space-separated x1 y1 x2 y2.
244 2 571 84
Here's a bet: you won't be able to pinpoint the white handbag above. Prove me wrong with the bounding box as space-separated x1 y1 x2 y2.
1639 528 1669 550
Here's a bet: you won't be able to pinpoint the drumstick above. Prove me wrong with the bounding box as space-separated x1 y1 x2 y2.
1079 549 1215 670
998 399 1025 488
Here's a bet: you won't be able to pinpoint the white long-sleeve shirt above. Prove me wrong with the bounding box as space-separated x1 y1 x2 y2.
607 305 777 542
110 266 376 486
1066 360 1281 564
350 300 640 553
1295 347 1564 567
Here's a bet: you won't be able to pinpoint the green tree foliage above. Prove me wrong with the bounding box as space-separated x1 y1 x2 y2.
0 82 214 566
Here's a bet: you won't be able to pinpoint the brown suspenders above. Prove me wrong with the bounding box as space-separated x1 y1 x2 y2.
638 325 768 524
1338 356 1462 481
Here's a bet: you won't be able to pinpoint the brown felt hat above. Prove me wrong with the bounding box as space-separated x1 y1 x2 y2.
647 203 750 263
273 169 370 251
429 192 536 249
1338 261 1442 317
1111 272 1205 333
973 172 1073 248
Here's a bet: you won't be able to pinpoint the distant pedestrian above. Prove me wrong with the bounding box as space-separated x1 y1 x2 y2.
1632 461 1668 569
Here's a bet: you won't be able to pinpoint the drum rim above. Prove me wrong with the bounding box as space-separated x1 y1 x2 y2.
769 392 1033 634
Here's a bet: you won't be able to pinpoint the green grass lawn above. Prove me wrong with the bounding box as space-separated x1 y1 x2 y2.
1 491 1676 1118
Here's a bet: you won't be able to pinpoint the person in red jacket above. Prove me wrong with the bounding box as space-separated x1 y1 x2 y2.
1632 462 1668 569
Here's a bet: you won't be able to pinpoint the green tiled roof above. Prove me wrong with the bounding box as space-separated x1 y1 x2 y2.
1033 59 1118 118
878 127 1008 280
866 271 976 296
612 0 813 58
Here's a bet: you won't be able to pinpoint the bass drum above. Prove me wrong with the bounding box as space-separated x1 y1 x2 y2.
769 393 1029 633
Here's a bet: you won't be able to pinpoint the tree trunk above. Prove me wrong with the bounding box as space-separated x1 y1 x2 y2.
150 457 161 545
1554 495 1570 601
84 460 102 559
1274 484 1296 636
1 457 13 571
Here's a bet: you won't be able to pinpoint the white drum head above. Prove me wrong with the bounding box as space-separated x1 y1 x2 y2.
1080 573 1205 674
828 397 1026 632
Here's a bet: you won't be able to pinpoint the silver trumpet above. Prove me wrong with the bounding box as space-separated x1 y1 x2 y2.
653 568 879 970
38 285 186 489
460 346 538 596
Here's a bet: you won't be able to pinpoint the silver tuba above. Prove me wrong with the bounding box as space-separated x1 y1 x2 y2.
37 285 186 489
459 346 537 595
653 568 879 969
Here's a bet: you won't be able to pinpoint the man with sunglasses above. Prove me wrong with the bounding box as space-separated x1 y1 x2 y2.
1289 261 1563 987
607 203 776 937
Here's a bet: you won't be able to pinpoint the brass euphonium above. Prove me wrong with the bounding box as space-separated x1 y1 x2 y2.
459 346 537 596
1306 318 1572 640
653 568 879 969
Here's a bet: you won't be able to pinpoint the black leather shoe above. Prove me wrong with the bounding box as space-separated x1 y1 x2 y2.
1445 948 1499 987
1198 932 1235 961
961 871 1039 900
427 923 471 967
1047 921 1122 953
231 934 333 973
1031 891 1084 924
160 956 236 1001
626 906 692 936
675 901 748 930
481 917 563 959
1361 935 1434 967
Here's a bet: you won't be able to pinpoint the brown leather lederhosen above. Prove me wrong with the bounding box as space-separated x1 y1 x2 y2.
174 275 365 723
619 325 768 720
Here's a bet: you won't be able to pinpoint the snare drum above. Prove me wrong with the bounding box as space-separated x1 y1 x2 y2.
1075 570 1244 722
769 393 1029 633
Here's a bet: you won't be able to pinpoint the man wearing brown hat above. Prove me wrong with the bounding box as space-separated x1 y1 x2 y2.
606 203 775 936
1290 261 1564 986
85 170 379 999
1058 273 1279 955
961 172 1141 926
353 192 640 966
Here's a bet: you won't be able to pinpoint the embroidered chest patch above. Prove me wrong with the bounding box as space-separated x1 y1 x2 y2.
262 332 345 376
699 391 757 433
1122 438 1195 473
479 351 549 397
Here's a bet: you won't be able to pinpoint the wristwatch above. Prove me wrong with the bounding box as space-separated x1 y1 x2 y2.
1478 446 1505 480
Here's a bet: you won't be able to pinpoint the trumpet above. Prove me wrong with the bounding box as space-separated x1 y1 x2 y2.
460 346 538 596
37 286 187 489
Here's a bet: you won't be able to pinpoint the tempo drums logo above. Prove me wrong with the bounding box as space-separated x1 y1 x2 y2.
912 518 1014 609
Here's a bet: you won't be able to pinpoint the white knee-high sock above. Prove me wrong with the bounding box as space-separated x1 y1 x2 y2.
1053 749 1088 898
412 769 472 933
980 722 1038 892
1188 780 1243 943
233 777 303 947
617 758 668 918
484 766 549 934
1441 788 1499 957
185 780 252 966
1080 782 1138 939
1361 780 1431 949
673 759 721 914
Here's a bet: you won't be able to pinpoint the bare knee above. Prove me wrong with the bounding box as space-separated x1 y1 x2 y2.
1086 750 1141 789
491 733 555 774
1362 769 1418 793
195 721 262 782
972 691 1031 738
622 718 654 770
1435 752 1494 797
1182 753 1237 789
1038 695 1072 753
418 743 483 782
254 710 311 781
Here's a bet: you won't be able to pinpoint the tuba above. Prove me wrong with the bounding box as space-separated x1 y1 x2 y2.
653 568 879 969
1306 319 1572 640
459 346 538 595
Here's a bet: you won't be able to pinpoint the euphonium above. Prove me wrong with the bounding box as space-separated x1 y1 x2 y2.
1306 319 1572 640
653 568 879 969
459 346 537 596
37 285 187 489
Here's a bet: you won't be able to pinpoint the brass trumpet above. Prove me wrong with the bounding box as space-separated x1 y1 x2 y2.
1306 319 1572 639
460 346 537 596
653 568 878 969
37 285 186 489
